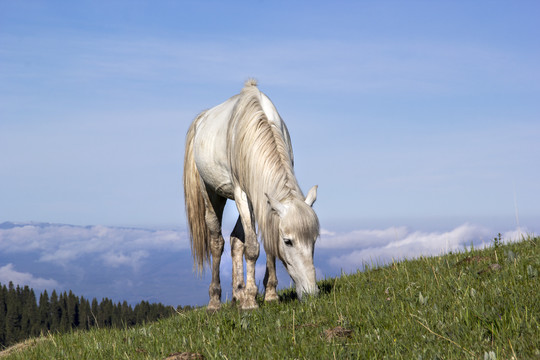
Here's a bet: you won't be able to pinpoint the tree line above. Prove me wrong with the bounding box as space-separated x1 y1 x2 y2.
0 281 190 348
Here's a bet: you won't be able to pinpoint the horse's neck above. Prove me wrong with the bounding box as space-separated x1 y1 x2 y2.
265 164 302 202
232 88 300 201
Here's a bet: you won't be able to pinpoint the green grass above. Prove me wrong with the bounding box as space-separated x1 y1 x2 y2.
2 235 539 359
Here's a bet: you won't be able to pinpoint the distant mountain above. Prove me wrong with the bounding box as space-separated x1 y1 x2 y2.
0 221 17 229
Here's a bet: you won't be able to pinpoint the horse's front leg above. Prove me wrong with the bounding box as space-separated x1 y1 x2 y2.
234 188 259 310
263 254 279 302
243 237 260 309
230 217 245 304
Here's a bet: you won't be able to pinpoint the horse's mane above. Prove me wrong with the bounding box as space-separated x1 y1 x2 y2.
227 80 319 256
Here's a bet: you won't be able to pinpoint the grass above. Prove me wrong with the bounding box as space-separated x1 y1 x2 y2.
2 235 539 359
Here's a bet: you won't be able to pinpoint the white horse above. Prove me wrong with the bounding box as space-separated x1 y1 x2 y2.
183 79 319 310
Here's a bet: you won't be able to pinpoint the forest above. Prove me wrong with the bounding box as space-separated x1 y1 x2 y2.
0 281 187 348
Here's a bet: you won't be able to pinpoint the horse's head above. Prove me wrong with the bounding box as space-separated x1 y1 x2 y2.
266 185 320 300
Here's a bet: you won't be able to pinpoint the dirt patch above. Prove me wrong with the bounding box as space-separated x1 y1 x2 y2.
164 352 205 360
323 326 353 341
477 263 502 275
456 255 491 266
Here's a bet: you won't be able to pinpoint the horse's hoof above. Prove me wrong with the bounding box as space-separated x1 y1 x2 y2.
241 298 259 310
232 290 244 305
264 293 279 302
207 299 221 312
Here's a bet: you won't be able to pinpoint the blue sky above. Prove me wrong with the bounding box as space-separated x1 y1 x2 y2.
1 1 539 306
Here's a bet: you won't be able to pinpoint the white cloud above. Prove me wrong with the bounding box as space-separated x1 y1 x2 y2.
0 222 188 269
320 228 336 237
325 224 529 272
319 227 409 249
101 250 149 270
0 263 60 289
501 228 531 243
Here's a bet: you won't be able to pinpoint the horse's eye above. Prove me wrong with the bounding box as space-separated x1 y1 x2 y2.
284 238 293 247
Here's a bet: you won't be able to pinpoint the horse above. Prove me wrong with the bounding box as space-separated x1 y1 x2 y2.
183 79 320 310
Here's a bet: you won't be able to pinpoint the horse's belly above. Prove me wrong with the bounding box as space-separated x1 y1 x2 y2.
197 158 234 199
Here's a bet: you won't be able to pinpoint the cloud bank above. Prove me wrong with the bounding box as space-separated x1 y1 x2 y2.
0 222 187 269
0 263 59 290
320 223 529 273
0 221 532 305
0 222 195 305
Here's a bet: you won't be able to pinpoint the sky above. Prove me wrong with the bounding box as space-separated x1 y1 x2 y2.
1 1 539 306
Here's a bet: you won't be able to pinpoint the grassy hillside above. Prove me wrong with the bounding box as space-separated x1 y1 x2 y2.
2 235 538 359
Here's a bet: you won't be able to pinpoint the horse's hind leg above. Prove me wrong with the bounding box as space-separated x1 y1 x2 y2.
203 189 226 311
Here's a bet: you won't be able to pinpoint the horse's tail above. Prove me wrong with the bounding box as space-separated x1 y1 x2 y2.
183 114 210 273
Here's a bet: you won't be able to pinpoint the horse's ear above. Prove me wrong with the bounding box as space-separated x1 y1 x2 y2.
305 185 317 207
266 193 286 217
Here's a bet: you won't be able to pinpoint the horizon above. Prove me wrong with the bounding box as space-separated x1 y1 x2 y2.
1 1 539 306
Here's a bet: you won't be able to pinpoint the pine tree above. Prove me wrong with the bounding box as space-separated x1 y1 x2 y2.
78 296 90 331
20 286 39 338
66 290 79 329
112 302 121 327
91 298 99 328
0 283 7 346
59 292 69 332
38 290 50 333
135 300 151 324
49 290 61 332
29 288 40 337
4 282 21 346
100 298 113 327
121 301 135 327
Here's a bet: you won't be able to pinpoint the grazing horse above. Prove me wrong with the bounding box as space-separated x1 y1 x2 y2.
183 79 320 310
